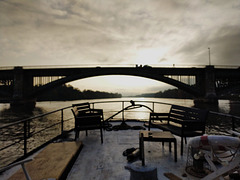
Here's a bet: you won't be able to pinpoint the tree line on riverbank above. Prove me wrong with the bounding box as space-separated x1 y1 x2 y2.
136 88 240 100
36 84 122 101
136 88 194 99
34 84 239 101
36 85 193 101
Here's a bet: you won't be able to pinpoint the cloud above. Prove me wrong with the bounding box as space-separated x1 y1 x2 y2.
209 26 240 65
0 0 240 67
176 25 240 65
1 0 240 95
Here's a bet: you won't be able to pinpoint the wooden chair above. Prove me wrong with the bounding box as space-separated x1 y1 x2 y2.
71 106 104 143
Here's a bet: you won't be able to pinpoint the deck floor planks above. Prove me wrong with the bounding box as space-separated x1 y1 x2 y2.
8 141 83 180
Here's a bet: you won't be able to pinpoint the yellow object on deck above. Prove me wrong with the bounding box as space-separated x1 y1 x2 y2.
8 141 83 180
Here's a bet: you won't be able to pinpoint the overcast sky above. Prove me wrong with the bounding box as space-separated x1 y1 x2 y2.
0 0 240 95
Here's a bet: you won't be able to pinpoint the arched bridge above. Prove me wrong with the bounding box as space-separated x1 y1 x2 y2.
0 65 239 108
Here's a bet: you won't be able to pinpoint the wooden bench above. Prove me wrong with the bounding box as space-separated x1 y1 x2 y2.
71 103 104 143
148 105 208 155
8 141 83 180
72 102 91 111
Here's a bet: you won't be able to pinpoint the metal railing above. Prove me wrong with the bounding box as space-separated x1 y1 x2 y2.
0 100 240 169
0 64 239 70
0 105 73 169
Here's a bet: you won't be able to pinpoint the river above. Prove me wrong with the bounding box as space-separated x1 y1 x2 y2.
0 97 240 124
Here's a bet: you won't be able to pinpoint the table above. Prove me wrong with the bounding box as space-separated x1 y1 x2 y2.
139 130 177 166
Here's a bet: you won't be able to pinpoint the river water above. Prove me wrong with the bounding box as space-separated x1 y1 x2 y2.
0 97 240 168
1 97 240 127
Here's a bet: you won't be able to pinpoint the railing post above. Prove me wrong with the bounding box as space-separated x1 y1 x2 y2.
232 116 235 131
27 121 30 138
122 101 125 121
152 102 155 112
23 121 27 156
61 109 64 135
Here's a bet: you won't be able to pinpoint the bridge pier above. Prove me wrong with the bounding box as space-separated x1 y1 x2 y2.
194 66 218 105
10 67 36 110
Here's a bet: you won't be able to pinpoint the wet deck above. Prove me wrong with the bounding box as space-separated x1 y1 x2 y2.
67 121 198 180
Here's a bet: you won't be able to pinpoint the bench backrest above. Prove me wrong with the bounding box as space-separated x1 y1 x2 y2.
168 105 208 132
72 102 91 111
74 114 102 128
169 105 208 123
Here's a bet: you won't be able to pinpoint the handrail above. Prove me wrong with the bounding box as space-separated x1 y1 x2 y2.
1 64 239 70
209 110 240 119
0 105 72 129
0 105 74 169
0 99 240 170
0 158 33 179
104 103 154 122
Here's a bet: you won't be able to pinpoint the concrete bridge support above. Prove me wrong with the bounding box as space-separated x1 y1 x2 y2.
194 66 218 104
204 66 218 103
10 67 36 110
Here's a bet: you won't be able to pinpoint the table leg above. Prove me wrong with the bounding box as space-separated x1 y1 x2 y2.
140 133 145 166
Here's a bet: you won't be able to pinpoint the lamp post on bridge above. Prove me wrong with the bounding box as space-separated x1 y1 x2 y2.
208 47 211 66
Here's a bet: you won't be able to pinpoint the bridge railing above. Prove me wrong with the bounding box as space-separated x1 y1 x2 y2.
0 64 239 70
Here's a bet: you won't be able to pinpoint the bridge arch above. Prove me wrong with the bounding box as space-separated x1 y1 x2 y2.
4 66 238 107
32 70 202 97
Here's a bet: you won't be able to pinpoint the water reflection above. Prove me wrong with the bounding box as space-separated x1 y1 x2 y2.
229 101 240 116
0 106 48 125
0 105 74 168
1 98 239 125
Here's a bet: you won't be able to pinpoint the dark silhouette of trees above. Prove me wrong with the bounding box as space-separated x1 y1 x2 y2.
137 88 194 99
36 84 122 101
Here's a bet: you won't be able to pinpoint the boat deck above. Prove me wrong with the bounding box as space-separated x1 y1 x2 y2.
67 121 198 180
2 121 234 180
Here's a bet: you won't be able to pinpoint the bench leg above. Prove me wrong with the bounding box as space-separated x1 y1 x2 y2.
75 130 79 140
100 128 103 144
174 140 177 162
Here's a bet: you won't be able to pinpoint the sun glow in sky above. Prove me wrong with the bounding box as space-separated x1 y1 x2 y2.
1 0 240 95
134 47 170 65
68 75 173 96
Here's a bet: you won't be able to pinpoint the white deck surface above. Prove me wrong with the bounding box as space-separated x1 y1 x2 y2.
67 121 199 180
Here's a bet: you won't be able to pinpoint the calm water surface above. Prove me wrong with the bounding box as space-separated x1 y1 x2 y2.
0 97 240 124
